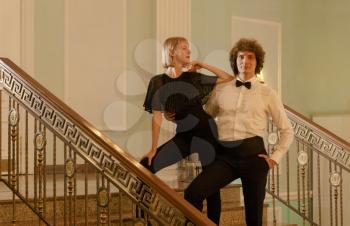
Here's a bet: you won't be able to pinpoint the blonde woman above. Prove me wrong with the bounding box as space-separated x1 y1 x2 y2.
141 37 233 224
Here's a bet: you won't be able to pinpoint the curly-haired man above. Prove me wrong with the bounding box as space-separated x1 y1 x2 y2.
184 38 294 226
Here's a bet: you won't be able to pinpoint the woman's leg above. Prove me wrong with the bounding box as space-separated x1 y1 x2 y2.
139 133 192 173
189 118 222 224
137 134 191 221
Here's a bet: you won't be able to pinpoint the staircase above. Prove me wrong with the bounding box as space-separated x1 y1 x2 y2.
0 171 296 226
1 57 349 225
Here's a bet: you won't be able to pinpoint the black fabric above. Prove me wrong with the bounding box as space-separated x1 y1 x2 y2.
139 116 221 224
184 136 269 226
141 71 221 224
143 72 217 116
235 80 251 89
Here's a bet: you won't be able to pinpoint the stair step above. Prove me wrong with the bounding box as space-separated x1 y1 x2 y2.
172 181 242 204
0 171 297 226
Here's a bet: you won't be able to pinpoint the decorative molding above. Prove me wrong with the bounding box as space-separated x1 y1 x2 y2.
156 0 191 73
156 0 191 144
231 16 282 96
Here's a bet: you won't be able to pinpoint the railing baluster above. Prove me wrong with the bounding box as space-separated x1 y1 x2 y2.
276 162 280 196
68 146 72 226
107 180 111 226
302 143 306 219
16 102 19 192
96 171 100 226
73 151 77 225
85 160 88 226
271 161 276 225
64 144 67 226
297 142 301 212
0 82 2 178
25 111 28 199
286 149 290 204
340 169 343 226
34 118 38 212
8 96 11 185
43 124 47 219
307 145 313 222
329 161 333 226
334 164 338 226
38 121 43 224
119 190 123 226
53 134 57 226
317 153 321 226
11 99 17 226
101 174 108 225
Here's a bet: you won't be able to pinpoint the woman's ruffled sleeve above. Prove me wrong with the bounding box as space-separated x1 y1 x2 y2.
143 77 162 113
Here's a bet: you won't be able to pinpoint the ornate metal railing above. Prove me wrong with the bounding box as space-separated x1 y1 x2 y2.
266 106 350 226
0 58 215 226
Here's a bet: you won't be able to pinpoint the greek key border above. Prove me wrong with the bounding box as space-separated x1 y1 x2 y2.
0 63 188 225
288 114 350 171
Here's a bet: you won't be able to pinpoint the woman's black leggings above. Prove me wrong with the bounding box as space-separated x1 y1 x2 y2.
140 130 221 225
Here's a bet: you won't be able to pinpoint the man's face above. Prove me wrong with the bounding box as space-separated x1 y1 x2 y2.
236 51 257 78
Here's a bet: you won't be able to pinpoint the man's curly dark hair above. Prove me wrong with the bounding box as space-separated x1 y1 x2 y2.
229 38 265 76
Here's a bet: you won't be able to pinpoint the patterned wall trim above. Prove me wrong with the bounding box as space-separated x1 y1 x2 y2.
0 62 190 225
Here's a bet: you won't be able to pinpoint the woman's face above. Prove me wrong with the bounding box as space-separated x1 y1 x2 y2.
172 41 191 66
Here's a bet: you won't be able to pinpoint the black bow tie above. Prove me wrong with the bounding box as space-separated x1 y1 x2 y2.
235 80 251 89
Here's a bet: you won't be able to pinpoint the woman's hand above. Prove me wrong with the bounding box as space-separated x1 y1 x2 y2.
164 111 176 121
258 154 277 169
188 61 203 72
142 149 157 166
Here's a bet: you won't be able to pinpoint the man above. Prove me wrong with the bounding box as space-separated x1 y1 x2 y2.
183 38 294 226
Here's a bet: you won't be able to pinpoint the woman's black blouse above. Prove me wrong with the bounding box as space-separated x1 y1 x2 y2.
143 72 217 119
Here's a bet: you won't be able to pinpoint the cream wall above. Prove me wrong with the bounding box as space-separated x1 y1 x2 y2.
0 0 20 162
191 0 350 117
1 0 350 157
0 0 21 65
0 0 34 163
1 1 349 224
64 0 127 130
34 0 64 98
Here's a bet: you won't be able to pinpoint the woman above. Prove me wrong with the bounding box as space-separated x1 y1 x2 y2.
141 36 233 224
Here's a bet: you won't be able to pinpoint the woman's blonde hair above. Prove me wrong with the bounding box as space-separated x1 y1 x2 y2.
161 37 188 68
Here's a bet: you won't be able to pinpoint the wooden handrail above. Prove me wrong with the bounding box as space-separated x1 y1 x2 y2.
0 57 215 226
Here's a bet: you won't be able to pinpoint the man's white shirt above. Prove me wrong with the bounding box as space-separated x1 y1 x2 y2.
205 76 294 163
